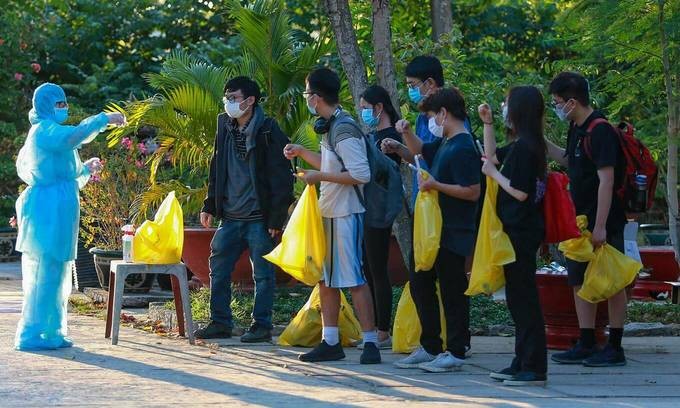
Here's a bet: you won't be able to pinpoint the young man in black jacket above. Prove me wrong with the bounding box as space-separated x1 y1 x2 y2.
194 76 294 343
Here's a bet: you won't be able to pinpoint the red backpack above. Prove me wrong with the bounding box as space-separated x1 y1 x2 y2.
583 118 658 212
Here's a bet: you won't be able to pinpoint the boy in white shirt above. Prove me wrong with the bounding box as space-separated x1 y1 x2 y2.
283 68 381 364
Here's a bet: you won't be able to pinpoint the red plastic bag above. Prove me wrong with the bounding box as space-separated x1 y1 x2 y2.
543 172 580 244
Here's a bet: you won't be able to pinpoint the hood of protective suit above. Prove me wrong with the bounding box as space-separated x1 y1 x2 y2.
29 83 68 125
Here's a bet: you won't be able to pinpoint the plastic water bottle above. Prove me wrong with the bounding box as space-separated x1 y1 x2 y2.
122 225 135 263
634 174 647 212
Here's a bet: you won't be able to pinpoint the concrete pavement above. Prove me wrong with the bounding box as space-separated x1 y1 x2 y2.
1 261 680 407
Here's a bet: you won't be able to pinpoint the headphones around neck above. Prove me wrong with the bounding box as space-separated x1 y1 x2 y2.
313 107 343 134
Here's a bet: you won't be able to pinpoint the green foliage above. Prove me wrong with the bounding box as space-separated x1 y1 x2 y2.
106 1 330 220
554 0 680 190
80 137 152 250
19 0 236 109
627 300 680 324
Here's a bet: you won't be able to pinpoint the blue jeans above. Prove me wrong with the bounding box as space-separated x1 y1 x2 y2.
209 220 275 329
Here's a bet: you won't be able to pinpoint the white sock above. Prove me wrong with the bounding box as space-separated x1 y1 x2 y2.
363 330 378 345
322 326 339 346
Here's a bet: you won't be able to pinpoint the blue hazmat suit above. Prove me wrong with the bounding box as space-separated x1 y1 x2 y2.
14 83 109 350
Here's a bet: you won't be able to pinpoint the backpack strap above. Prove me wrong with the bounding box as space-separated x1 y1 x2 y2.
582 117 612 160
327 114 367 207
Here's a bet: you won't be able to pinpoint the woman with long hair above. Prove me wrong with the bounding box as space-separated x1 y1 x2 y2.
478 85 548 386
357 85 402 349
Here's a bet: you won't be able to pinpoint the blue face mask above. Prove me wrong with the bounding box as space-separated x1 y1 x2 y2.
54 108 69 124
408 86 422 104
361 108 380 128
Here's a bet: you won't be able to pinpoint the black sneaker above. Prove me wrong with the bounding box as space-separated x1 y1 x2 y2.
193 321 232 339
551 342 595 364
240 325 272 343
583 344 626 367
489 366 519 381
503 371 547 387
299 341 345 362
360 342 381 364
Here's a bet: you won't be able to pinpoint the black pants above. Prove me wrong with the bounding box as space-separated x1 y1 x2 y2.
363 226 393 332
504 232 547 375
410 247 470 358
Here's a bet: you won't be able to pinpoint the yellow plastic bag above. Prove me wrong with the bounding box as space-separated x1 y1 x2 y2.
558 215 594 262
278 284 363 347
414 170 442 272
577 244 642 303
264 185 325 286
392 282 447 354
466 177 515 296
133 191 184 264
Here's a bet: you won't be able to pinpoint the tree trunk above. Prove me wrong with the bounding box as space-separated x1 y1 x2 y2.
371 0 412 268
322 0 368 114
430 0 453 41
371 0 399 111
658 0 680 262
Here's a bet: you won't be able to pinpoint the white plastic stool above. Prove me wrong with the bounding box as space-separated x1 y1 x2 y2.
105 261 195 345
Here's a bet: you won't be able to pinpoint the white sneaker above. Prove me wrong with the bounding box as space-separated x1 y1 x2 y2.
418 351 465 373
358 336 392 350
394 346 436 368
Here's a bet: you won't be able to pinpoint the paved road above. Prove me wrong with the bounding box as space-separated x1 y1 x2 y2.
1 262 679 407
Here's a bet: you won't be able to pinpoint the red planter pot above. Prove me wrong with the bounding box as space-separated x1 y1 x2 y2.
181 228 295 290
182 228 410 289
536 270 608 350
631 246 680 300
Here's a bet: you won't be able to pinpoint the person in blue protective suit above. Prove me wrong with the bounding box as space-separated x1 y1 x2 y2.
14 83 126 350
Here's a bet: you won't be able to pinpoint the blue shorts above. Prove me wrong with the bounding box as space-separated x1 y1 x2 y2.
322 214 366 288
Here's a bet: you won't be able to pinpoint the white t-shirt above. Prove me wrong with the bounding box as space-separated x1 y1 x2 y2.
318 136 370 218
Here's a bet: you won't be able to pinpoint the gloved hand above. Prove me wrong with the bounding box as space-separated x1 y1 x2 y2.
84 157 103 175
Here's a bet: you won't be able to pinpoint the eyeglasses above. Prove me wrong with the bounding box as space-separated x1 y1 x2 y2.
406 80 423 89
223 95 243 104
55 101 68 108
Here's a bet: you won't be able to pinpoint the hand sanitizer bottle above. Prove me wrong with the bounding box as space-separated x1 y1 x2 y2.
122 225 135 263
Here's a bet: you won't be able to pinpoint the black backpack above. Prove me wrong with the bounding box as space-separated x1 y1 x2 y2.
327 112 403 228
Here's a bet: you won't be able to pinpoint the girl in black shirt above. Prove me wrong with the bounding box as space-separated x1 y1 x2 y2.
357 85 403 349
478 86 548 386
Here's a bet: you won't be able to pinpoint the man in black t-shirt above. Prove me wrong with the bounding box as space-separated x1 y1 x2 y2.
546 72 628 367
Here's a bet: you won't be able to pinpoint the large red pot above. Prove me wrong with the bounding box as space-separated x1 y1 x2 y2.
631 246 680 300
536 270 608 350
182 228 410 289
181 228 295 290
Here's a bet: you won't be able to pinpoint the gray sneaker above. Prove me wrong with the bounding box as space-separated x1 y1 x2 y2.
418 351 465 373
394 346 436 368
358 336 392 350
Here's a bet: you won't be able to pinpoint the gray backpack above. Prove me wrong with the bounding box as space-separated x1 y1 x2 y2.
327 112 403 229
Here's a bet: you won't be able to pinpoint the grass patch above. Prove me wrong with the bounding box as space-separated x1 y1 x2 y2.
627 301 680 324
172 284 512 330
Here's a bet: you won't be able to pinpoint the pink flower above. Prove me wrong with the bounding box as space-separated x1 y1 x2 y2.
137 142 147 154
121 137 133 150
91 174 101 183
14 73 23 81
0 38 5 46
30 63 41 73
135 160 144 168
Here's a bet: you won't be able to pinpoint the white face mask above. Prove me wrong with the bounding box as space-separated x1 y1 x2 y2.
502 103 513 129
225 99 248 118
428 114 445 138
553 100 574 122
